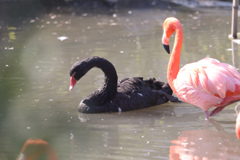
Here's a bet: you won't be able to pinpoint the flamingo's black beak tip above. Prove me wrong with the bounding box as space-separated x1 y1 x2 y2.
163 44 170 54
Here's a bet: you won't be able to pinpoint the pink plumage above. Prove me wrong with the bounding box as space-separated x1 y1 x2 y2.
174 58 240 114
162 17 240 119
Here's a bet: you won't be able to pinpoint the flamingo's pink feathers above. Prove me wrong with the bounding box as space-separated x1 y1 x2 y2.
173 58 240 112
163 17 240 118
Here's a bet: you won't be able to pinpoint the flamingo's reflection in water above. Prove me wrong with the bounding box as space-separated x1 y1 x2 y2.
169 119 240 160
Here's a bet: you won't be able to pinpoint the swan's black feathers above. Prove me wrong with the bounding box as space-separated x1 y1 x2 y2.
70 57 177 113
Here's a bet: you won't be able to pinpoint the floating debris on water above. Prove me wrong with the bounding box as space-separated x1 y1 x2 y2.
82 13 88 17
5 47 14 50
57 36 68 41
30 19 35 23
233 39 240 44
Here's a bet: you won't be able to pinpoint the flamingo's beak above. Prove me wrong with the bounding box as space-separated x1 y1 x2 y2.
163 44 170 54
69 73 77 91
162 29 170 54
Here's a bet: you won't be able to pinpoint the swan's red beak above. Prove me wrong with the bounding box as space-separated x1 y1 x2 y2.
69 73 77 91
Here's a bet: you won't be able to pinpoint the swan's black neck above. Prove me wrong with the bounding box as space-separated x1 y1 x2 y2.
71 57 118 105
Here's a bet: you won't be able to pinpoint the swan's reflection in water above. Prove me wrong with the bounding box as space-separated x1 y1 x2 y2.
169 120 240 160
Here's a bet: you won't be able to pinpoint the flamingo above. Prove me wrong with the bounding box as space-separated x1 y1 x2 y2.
162 17 240 120
16 138 58 160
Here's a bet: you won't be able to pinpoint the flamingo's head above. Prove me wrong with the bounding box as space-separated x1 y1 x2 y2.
162 17 181 54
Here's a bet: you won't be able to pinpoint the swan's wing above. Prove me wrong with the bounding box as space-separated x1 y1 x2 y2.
117 77 166 94
117 78 144 94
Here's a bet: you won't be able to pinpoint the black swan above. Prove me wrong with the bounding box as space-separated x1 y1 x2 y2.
69 56 179 113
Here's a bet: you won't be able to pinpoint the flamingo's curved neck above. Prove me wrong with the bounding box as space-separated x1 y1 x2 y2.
167 26 183 88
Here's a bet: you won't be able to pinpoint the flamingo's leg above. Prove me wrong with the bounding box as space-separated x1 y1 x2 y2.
234 102 240 115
